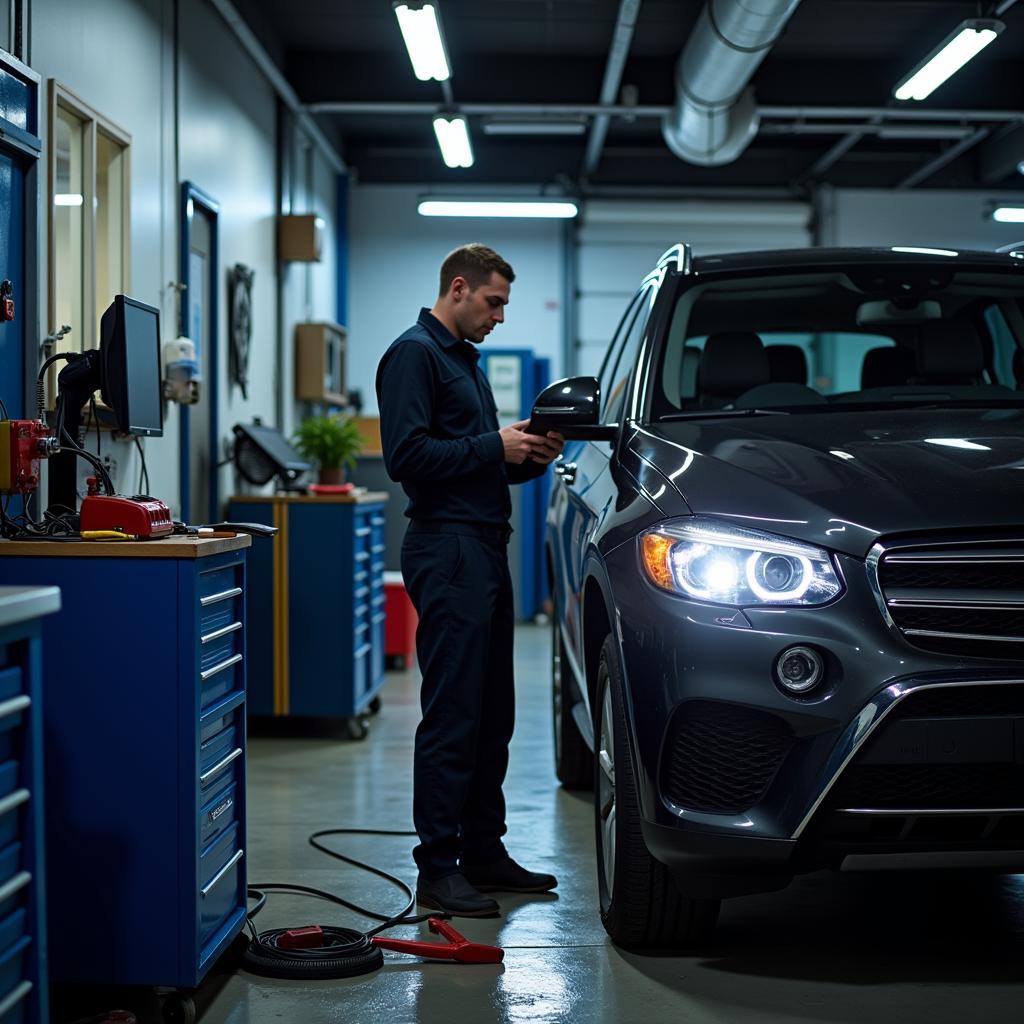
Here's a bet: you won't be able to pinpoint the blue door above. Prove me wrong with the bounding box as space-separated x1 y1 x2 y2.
0 150 25 418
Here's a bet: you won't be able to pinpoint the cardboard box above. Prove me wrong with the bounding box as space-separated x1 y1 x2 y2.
279 214 324 262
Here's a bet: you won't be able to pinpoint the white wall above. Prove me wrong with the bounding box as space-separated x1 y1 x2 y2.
825 188 1022 252
25 0 338 517
347 184 566 415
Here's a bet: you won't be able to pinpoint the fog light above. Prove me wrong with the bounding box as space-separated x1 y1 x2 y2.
775 646 824 694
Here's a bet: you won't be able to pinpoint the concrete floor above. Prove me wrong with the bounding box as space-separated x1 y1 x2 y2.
201 623 1024 1024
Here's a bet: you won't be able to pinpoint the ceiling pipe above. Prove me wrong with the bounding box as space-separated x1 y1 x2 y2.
581 0 642 178
661 0 803 166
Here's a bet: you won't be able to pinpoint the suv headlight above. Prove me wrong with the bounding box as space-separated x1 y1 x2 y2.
640 518 843 607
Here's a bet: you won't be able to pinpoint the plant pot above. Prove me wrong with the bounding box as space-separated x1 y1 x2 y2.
318 466 345 486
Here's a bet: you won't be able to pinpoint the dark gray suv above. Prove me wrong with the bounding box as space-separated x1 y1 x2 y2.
536 243 1024 949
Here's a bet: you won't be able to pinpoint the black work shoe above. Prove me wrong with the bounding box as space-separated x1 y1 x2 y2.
462 857 558 894
416 872 500 917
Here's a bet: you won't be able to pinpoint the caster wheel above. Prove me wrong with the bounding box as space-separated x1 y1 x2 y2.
369 696 382 715
162 994 197 1024
345 716 369 740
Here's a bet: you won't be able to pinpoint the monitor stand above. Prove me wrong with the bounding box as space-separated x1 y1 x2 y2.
48 349 101 514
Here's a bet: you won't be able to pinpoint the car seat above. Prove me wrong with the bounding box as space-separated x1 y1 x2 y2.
861 346 914 389
696 332 770 407
914 321 985 385
766 345 808 385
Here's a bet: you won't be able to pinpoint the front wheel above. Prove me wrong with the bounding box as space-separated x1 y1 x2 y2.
594 635 720 950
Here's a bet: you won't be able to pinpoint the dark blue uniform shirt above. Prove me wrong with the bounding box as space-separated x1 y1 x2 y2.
376 308 544 526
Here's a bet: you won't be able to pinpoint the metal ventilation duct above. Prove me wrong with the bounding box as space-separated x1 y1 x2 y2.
662 0 803 166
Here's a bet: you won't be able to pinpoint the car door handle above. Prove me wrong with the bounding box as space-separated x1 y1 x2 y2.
555 462 577 484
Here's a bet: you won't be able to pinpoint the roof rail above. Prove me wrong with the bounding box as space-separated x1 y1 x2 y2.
655 242 693 275
996 240 1024 254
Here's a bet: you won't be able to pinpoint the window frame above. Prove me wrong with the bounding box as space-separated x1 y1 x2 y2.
47 80 131 355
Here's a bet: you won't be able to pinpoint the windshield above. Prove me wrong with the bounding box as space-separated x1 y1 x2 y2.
651 266 1024 420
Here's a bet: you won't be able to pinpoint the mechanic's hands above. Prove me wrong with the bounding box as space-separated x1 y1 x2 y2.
499 420 565 465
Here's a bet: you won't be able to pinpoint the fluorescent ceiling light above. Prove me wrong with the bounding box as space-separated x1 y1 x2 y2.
432 116 473 168
418 199 579 219
993 207 1024 223
891 246 959 257
894 19 1003 102
481 117 588 136
924 438 991 451
54 193 83 206
393 2 450 82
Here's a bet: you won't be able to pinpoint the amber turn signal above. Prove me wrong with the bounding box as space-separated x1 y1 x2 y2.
641 533 675 590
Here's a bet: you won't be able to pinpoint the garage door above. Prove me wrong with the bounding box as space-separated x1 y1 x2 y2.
574 199 813 376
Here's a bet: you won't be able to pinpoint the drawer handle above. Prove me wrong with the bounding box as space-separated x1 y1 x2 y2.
0 695 30 723
370 516 385 526
201 848 244 898
355 551 370 563
372 613 386 626
0 980 31 1018
200 586 243 608
355 643 372 659
201 621 243 645
0 789 29 819
356 527 371 538
354 586 370 600
201 653 243 682
200 688 246 726
0 870 31 906
200 746 243 785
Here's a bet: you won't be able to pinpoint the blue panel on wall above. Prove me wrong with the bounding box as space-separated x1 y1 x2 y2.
0 68 29 133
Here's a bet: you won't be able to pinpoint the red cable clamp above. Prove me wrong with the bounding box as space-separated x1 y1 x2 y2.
277 925 325 949
371 917 504 964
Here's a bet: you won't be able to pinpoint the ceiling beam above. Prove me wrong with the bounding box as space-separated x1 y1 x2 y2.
581 0 642 179
896 128 991 189
978 123 1024 183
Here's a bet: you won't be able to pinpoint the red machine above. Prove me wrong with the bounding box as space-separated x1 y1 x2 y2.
79 494 174 539
0 419 50 494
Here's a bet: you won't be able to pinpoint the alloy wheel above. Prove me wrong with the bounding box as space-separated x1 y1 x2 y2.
598 682 617 897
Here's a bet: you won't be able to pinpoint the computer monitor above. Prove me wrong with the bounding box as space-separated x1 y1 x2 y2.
100 295 163 437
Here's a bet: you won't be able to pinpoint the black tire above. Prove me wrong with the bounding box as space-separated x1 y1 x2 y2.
162 994 197 1024
594 635 720 950
553 615 593 790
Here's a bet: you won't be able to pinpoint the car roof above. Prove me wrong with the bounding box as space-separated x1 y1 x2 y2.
688 246 1024 277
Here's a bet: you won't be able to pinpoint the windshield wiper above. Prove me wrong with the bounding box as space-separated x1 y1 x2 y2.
658 408 791 422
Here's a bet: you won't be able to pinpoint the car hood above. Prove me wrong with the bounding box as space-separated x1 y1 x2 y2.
629 407 1024 557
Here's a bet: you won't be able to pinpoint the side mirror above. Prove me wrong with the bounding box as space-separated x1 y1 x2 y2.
528 376 618 441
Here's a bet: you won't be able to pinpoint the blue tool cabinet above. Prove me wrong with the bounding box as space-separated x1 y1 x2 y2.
226 494 388 719
0 587 59 1024
0 537 250 991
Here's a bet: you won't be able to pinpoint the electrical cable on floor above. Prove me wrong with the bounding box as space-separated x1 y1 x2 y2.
242 826 448 980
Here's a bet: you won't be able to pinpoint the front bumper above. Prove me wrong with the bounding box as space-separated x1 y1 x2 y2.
602 545 1024 891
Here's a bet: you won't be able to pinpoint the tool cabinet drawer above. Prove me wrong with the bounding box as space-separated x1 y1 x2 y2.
200 779 240 849
0 908 26 963
0 670 22 705
198 564 242 604
0 844 21 891
0 697 28 766
200 649 243 711
0 936 30 1017
199 825 244 943
0 793 28 855
0 872 30 928
0 764 18 804
199 740 243 798
199 599 244 640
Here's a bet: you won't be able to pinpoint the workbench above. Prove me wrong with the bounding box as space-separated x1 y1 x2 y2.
0 536 250 1001
226 493 388 731
0 586 59 1024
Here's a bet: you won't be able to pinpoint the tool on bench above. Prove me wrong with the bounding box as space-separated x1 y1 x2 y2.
371 917 504 964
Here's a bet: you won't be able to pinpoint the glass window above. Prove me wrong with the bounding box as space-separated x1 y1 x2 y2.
49 84 131 362
603 286 654 425
53 103 85 360
597 288 644 416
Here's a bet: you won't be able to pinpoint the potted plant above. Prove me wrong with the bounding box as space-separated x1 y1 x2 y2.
292 413 365 485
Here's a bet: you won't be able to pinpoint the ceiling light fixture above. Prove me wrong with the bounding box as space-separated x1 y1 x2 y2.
432 116 474 168
993 207 1024 223
418 199 580 219
893 19 1003 102
481 117 588 137
393 2 451 82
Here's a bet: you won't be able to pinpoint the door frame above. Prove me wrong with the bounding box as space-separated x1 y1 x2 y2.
179 181 219 523
0 48 40 420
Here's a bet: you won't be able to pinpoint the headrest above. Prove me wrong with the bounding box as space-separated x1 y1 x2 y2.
697 332 770 399
767 345 808 384
861 346 914 389
916 321 984 383
680 344 701 398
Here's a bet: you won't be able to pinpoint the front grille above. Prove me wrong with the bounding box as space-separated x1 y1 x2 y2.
875 538 1024 659
891 683 1024 718
828 763 1024 809
661 701 794 814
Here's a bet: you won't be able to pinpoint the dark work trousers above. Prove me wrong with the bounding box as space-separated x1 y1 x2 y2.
401 524 515 879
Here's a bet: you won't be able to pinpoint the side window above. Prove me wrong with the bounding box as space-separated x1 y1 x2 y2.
597 288 645 417
602 286 653 424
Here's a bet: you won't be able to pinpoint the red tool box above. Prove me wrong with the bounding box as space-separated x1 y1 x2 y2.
384 571 417 669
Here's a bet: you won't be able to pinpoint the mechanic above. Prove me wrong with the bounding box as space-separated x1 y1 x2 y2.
376 243 565 917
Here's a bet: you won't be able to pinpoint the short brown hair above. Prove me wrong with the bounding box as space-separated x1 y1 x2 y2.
439 243 515 296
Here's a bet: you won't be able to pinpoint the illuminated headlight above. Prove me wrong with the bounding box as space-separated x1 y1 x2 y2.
640 518 843 607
